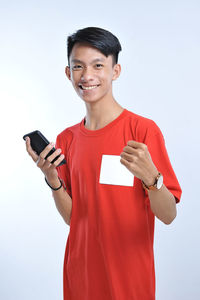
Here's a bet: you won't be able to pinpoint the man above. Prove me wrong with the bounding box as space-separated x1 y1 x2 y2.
25 27 182 300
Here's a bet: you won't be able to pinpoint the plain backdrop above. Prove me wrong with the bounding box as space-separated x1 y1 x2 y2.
0 0 199 299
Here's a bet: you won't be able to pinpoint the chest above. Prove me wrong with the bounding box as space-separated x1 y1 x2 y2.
67 130 135 187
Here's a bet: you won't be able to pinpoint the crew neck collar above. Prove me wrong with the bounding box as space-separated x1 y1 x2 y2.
79 108 129 136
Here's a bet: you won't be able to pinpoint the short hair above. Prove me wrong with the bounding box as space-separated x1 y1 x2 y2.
67 27 122 65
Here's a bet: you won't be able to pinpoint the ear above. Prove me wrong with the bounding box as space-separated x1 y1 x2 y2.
65 66 71 81
112 64 121 81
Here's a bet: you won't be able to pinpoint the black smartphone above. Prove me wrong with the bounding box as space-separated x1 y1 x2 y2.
23 130 66 167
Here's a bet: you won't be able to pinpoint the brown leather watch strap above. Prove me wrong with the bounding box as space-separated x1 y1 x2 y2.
142 173 161 191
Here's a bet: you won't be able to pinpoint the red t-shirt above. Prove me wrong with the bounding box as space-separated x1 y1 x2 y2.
56 109 182 300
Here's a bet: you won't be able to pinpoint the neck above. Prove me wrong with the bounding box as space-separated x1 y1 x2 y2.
84 97 124 130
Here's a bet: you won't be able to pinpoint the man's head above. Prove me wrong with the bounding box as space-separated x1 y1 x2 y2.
65 27 122 104
67 27 122 66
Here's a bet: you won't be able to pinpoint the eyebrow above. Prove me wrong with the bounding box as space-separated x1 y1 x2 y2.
71 58 105 64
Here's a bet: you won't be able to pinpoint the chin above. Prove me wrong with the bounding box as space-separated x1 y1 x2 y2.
80 95 103 103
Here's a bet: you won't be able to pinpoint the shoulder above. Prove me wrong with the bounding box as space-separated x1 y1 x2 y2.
58 122 79 138
56 122 80 149
124 109 162 141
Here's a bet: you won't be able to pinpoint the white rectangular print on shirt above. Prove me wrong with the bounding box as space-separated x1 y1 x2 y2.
99 155 134 187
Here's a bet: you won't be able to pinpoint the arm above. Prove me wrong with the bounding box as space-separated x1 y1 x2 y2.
148 184 176 224
120 140 177 225
25 137 72 225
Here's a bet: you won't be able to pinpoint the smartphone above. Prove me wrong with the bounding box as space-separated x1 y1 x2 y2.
23 130 66 167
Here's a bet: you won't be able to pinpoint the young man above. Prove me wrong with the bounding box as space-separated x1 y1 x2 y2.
26 27 182 300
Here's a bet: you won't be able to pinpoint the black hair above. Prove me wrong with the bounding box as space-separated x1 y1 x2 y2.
67 27 122 65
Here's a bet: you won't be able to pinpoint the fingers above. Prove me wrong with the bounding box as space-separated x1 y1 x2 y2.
51 153 65 167
45 148 65 167
122 145 138 155
120 140 149 165
39 142 55 160
25 136 65 171
121 141 148 160
127 140 147 150
25 137 39 162
120 156 132 170
120 140 157 182
120 151 134 162
37 143 65 169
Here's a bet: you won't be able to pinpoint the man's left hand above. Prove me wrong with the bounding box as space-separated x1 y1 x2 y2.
120 140 158 187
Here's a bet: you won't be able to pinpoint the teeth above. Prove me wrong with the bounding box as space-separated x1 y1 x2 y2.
81 85 98 90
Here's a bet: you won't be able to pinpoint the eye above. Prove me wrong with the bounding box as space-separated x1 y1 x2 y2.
95 63 103 69
72 65 83 71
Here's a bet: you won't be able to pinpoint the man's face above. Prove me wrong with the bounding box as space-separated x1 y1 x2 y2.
66 43 121 104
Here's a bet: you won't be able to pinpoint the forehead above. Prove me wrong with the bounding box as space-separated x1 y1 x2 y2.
69 43 112 65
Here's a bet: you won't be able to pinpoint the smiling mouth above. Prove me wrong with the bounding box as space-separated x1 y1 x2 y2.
79 84 100 90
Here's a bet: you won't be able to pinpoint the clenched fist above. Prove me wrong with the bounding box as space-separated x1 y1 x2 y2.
120 140 158 187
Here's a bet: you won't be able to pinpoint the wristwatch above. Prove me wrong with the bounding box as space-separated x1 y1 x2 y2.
142 172 163 191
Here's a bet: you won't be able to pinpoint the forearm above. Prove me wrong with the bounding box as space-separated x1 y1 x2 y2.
25 137 72 224
48 177 72 225
148 184 177 224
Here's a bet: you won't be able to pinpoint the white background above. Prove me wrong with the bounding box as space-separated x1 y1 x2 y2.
0 0 199 299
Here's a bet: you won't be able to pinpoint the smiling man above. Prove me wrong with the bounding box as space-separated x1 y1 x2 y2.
25 27 182 300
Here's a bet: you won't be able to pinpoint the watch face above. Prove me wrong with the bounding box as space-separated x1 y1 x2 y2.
157 174 163 189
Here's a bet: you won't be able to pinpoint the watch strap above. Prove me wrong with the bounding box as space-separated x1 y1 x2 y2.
142 172 162 191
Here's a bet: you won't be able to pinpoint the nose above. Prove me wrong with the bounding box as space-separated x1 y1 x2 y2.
81 66 94 82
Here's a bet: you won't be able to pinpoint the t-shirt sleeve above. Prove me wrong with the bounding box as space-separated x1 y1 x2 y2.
145 124 182 204
55 131 72 198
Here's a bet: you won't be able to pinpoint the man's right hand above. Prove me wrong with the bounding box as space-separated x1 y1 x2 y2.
25 136 65 185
